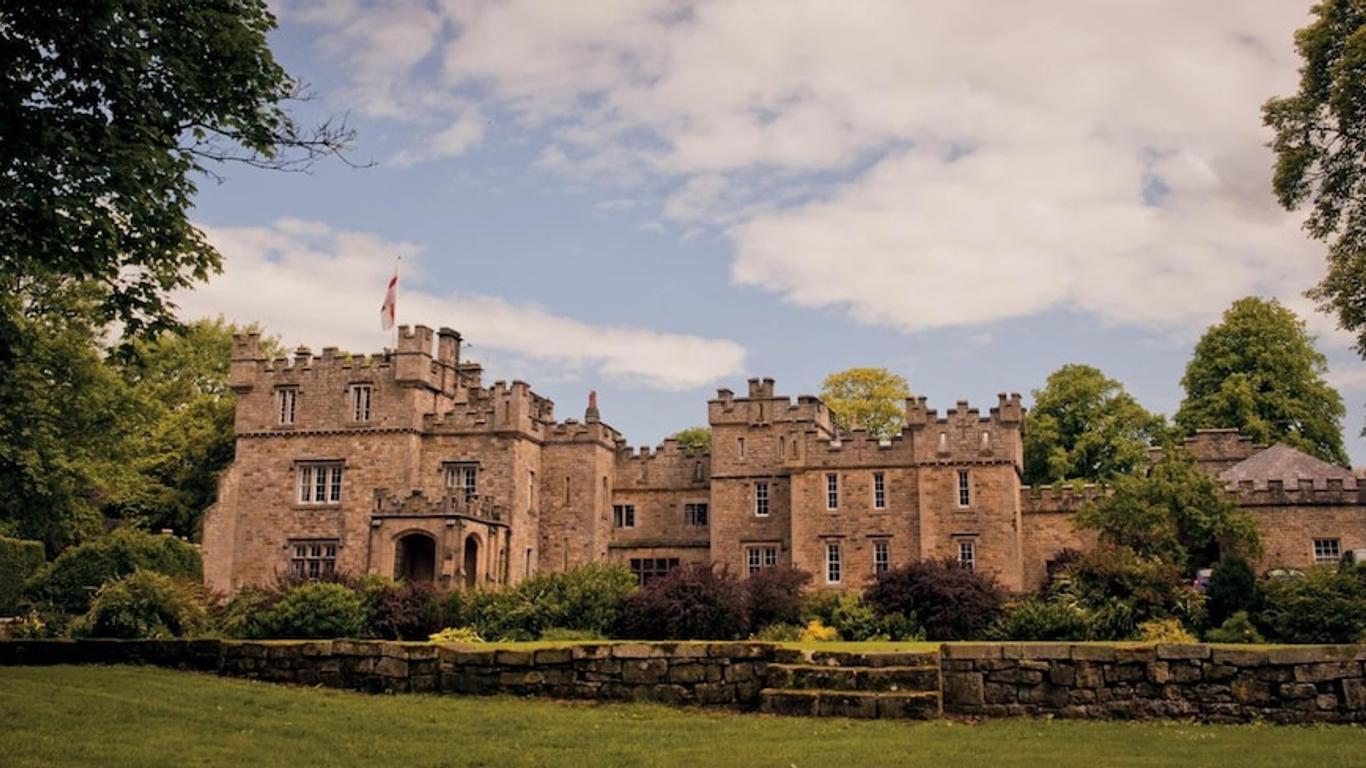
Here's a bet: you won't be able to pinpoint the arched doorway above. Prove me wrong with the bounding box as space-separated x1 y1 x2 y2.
463 535 480 590
394 533 436 583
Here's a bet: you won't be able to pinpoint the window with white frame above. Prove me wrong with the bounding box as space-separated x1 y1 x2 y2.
350 384 373 422
613 504 636 529
746 545 778 575
826 473 839 510
755 481 770 517
297 462 343 505
684 502 709 527
1313 538 1341 564
289 539 338 579
825 542 842 584
957 539 976 571
957 469 971 507
873 539 890 574
276 387 297 426
444 462 478 501
873 472 886 509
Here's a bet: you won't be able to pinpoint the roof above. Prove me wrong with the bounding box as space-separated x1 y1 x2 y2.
1219 443 1358 490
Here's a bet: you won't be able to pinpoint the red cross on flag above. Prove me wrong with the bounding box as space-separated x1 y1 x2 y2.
380 269 398 331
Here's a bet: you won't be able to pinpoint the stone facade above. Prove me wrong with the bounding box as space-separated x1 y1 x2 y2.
202 323 1366 596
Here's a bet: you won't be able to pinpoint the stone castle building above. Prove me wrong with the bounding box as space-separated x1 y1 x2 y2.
202 325 1366 596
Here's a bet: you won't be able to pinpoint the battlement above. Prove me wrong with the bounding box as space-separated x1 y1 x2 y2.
820 427 908 453
907 393 1023 427
1020 483 1108 513
424 379 556 435
614 437 711 488
545 417 622 446
230 323 463 395
1152 428 1264 468
708 378 835 434
1230 478 1364 506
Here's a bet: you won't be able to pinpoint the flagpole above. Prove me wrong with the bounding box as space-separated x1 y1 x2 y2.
393 255 401 351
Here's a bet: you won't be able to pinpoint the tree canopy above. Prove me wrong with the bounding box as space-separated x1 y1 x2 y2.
671 427 712 452
1264 0 1366 357
820 367 910 440
1023 364 1167 486
1175 297 1347 465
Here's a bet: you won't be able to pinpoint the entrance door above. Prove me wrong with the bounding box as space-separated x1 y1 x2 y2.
395 533 436 583
463 536 479 590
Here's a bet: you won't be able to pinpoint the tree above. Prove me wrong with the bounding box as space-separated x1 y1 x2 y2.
1074 447 1260 573
0 0 355 356
1264 1 1366 358
1175 297 1347 465
1023 364 1167 486
820 367 910 439
672 427 712 451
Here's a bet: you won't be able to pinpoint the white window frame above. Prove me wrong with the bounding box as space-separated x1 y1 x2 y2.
296 463 343 505
957 469 971 508
289 539 338 579
958 539 976 571
873 539 890 574
746 545 778 575
684 502 709 527
873 472 886 510
350 383 373 422
444 462 479 501
613 504 636 529
276 387 297 426
826 473 839 510
1313 538 1341 564
754 481 769 517
825 542 842 584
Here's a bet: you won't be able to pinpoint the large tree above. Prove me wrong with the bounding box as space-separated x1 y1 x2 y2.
1264 0 1366 358
1023 364 1167 486
1176 297 1347 465
820 367 911 440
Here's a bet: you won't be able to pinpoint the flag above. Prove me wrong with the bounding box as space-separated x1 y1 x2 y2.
380 269 398 331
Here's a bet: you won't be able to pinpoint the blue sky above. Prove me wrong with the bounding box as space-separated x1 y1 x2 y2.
180 1 1366 464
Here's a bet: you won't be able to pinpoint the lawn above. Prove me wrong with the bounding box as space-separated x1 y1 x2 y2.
2 666 1363 768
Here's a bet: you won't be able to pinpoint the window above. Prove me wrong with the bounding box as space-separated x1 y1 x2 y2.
1313 538 1341 564
754 481 769 517
938 431 948 452
276 387 297 425
290 540 338 578
737 437 746 461
825 542 842 584
981 431 991 449
529 470 536 510
613 504 636 529
445 462 478 501
629 557 678 585
957 469 971 507
350 384 373 422
826 473 839 510
297 463 343 504
746 545 778 575
873 472 886 509
958 539 976 571
685 502 709 527
873 540 890 574
779 436 786 457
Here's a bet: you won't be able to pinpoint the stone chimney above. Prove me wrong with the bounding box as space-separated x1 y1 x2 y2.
585 390 600 422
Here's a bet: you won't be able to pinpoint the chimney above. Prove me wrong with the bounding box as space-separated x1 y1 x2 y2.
585 390 600 422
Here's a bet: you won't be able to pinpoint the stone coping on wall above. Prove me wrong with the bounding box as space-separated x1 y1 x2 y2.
1 640 1364 723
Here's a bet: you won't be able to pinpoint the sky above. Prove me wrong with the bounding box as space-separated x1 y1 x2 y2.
179 0 1366 464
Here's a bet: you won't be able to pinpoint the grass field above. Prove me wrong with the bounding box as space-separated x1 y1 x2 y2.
2 666 1364 768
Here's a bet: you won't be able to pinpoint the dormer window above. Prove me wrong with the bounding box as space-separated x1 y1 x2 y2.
350 384 373 422
445 462 478 501
276 387 297 426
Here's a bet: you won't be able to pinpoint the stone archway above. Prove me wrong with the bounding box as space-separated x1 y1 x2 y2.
463 535 480 590
394 532 436 583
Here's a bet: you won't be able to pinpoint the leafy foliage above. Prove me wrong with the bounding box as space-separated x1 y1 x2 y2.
745 566 810 630
820 367 911 439
987 596 1089 641
1176 298 1347 463
1137 618 1197 643
257 582 366 639
26 528 202 616
71 570 211 639
1264 1 1366 359
1205 557 1261 629
1204 611 1266 644
797 618 839 642
1074 447 1259 571
449 564 637 641
429 626 485 644
1258 567 1366 644
671 427 712 451
1023 364 1167 486
361 578 444 641
1050 546 1201 641
864 558 1004 641
0 536 44 615
614 564 749 640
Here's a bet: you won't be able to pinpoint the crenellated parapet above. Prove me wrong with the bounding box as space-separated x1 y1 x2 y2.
372 488 508 524
615 438 711 488
708 379 836 435
424 379 555 436
1020 483 1108 514
908 393 1025 466
1230 478 1364 507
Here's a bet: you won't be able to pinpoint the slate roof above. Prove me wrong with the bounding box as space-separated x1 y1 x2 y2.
1219 443 1357 490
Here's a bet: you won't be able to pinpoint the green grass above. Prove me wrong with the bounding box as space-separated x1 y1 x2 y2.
3 667 1365 767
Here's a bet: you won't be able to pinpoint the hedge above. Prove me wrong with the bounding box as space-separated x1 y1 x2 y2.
0 536 45 615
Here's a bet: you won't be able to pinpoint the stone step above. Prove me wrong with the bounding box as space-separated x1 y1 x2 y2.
765 663 939 693
760 688 941 719
773 649 939 668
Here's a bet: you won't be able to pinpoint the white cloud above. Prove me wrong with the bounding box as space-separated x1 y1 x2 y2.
178 219 746 390
284 0 1342 344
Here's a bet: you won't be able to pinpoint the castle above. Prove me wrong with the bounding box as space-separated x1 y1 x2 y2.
202 324 1366 596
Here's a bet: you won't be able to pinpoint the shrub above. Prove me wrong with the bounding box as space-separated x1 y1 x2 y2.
753 622 802 642
1260 567 1366 644
1205 611 1265 644
798 618 839 642
987 597 1088 641
455 563 636 641
1205 557 1260 629
1137 617 1197 643
1054 545 1198 640
537 627 606 641
0 537 44 615
429 626 484 644
460 589 533 642
363 579 443 640
745 566 810 631
26 528 202 615
258 582 366 639
865 559 1004 641
71 569 211 639
217 586 277 639
826 593 881 641
614 564 749 640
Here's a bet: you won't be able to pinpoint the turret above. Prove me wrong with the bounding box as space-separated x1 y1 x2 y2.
229 332 264 392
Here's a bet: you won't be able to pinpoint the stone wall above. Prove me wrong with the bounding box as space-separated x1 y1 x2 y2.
941 643 1366 724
